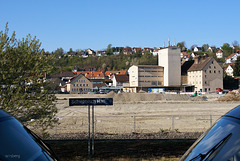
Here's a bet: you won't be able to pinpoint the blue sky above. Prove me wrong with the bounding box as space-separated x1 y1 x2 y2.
1 0 239 52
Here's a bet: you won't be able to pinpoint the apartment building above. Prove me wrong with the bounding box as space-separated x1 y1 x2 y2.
188 57 223 92
126 65 164 92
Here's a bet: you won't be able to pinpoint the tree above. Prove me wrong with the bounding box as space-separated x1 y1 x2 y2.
202 44 209 52
233 56 240 77
177 41 186 52
106 44 113 55
0 24 58 137
221 43 233 57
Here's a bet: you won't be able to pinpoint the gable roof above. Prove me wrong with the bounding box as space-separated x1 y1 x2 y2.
216 49 223 53
188 57 213 72
69 74 88 84
114 75 129 83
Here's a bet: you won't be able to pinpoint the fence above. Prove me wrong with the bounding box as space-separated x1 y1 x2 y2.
46 114 222 135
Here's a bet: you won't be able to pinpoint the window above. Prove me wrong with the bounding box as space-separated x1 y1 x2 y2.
151 81 157 85
205 81 207 84
205 75 207 78
214 70 216 73
73 84 75 87
219 71 221 74
77 84 79 86
205 88 207 92
80 84 82 86
209 70 211 73
209 88 210 91
87 84 89 87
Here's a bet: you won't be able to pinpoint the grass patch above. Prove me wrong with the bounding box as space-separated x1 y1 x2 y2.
46 139 194 160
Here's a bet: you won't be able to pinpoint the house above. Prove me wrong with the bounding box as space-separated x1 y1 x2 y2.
225 53 239 64
50 72 75 82
67 52 77 57
152 48 159 56
86 48 95 55
133 47 142 54
191 52 199 58
66 74 93 94
142 48 153 54
113 47 123 55
181 52 192 62
225 64 235 77
207 46 217 52
126 65 164 93
123 47 133 55
194 47 202 52
111 75 129 87
96 50 106 56
216 49 223 59
187 57 223 93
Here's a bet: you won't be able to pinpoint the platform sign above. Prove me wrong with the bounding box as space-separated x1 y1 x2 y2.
69 98 113 106
68 97 113 158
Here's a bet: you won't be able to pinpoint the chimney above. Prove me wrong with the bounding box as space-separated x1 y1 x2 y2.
193 56 200 64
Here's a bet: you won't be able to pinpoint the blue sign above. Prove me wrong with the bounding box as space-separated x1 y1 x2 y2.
69 98 113 106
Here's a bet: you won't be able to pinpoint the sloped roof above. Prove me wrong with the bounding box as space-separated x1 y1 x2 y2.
105 70 127 76
93 83 107 88
188 57 212 72
226 53 237 59
86 71 105 78
114 75 129 83
181 60 194 75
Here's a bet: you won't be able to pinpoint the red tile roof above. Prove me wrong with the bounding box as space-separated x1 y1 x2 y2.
105 70 127 76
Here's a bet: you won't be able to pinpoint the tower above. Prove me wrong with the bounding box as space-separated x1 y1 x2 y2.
158 46 181 86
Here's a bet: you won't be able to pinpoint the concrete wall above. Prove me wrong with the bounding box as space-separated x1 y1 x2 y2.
158 47 181 86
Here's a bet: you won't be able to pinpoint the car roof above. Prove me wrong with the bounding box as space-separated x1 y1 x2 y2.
225 105 240 119
0 110 12 119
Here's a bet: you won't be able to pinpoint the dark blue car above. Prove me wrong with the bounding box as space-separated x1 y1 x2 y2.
181 105 240 161
0 110 59 161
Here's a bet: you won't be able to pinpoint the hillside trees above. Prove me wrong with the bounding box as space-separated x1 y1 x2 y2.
221 43 233 57
233 56 240 77
0 24 58 136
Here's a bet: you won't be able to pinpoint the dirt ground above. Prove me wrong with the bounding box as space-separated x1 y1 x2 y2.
50 93 240 135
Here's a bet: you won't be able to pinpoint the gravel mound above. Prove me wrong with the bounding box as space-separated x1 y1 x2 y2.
218 92 240 101
110 93 206 103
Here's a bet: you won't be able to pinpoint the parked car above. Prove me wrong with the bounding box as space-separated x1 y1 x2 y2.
180 105 240 161
0 110 59 161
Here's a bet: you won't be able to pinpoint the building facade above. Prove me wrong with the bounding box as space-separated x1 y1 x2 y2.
66 74 93 94
158 46 181 86
187 57 223 92
127 65 164 92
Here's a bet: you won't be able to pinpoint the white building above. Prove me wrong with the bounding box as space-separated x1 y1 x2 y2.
158 46 181 86
225 64 235 77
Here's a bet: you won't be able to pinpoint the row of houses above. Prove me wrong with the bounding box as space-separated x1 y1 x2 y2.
65 47 163 57
181 50 240 64
50 46 232 94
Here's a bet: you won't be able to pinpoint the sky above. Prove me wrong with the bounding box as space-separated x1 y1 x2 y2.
1 0 240 52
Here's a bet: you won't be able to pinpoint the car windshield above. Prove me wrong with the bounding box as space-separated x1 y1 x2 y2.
181 117 240 161
0 116 56 161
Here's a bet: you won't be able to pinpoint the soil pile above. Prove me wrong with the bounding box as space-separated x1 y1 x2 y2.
107 92 206 103
218 92 240 101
